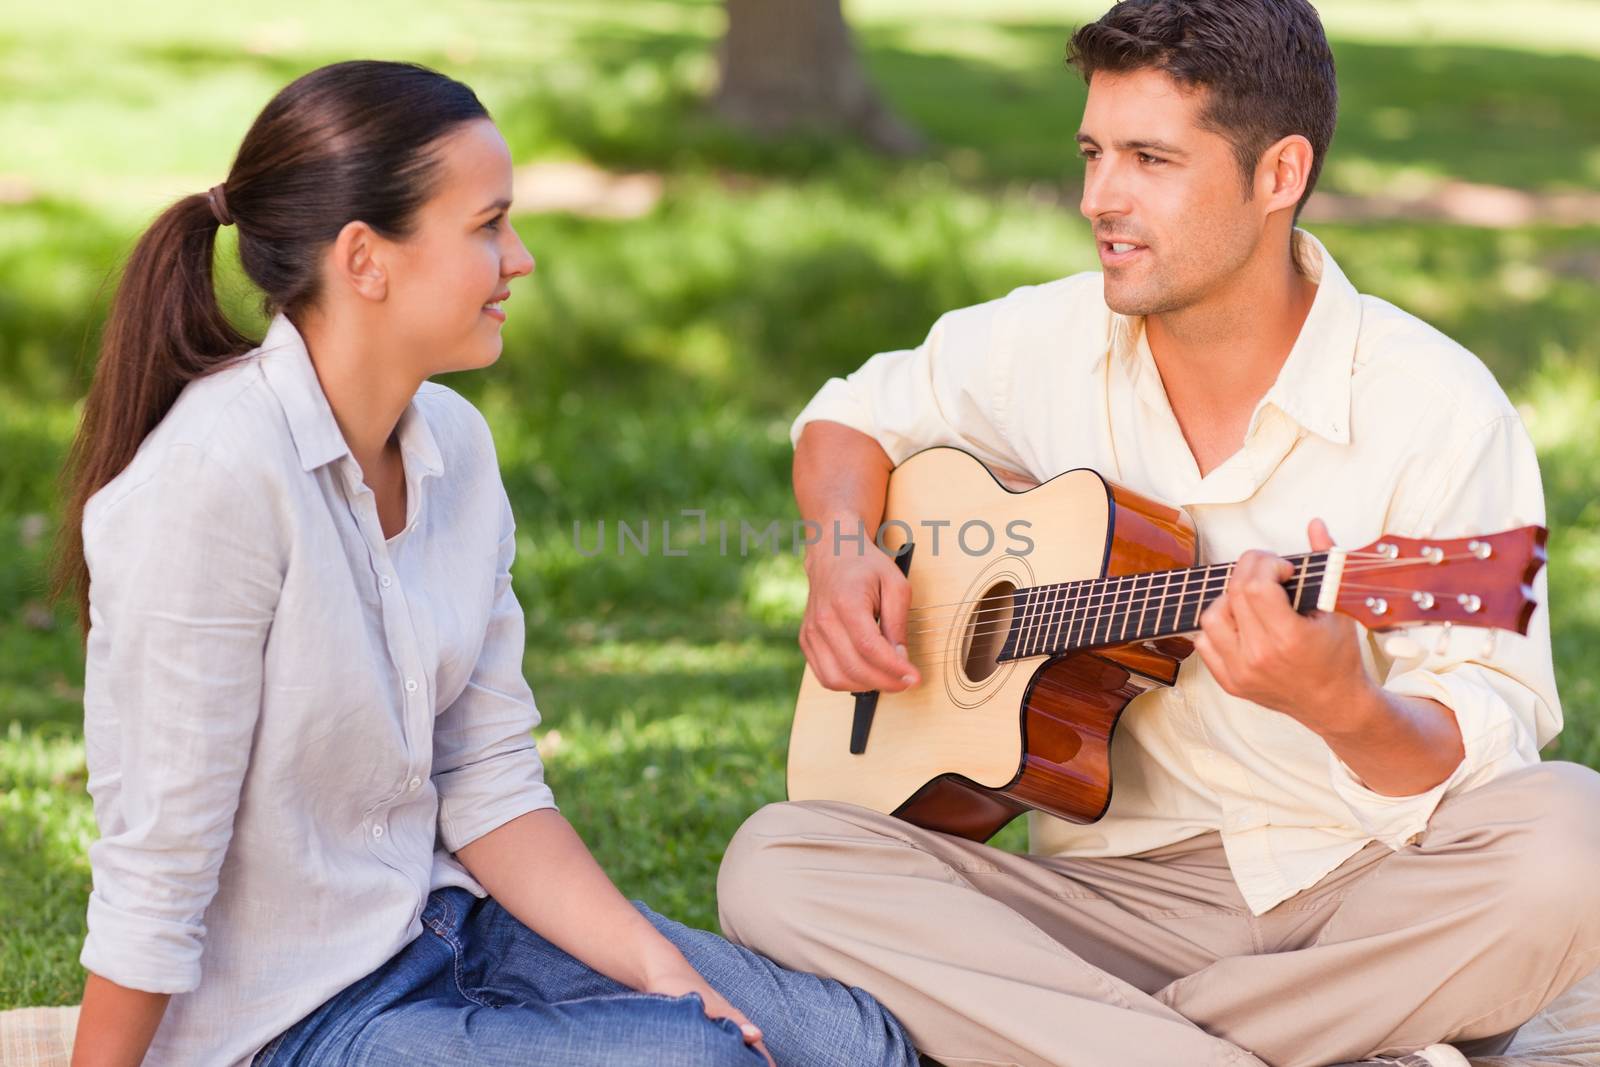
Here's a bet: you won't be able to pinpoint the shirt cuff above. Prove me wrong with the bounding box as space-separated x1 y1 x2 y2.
80 891 206 994
436 760 558 854
1327 669 1522 850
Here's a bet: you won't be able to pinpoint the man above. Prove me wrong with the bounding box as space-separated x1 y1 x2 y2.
715 3 1600 1066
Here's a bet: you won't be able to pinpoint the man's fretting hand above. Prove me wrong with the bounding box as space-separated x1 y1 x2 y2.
1194 518 1380 737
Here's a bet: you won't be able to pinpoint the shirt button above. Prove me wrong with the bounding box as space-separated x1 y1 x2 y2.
405 679 418 693
380 576 392 588
372 825 385 839
408 777 422 791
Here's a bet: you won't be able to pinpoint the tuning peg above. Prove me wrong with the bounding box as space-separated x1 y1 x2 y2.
1434 621 1454 656
1479 630 1498 659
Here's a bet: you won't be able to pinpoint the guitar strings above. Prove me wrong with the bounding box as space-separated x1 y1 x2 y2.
897 577 1502 674
900 549 1452 621
901 570 1488 652
895 552 1487 637
901 567 1484 643
880 561 1502 672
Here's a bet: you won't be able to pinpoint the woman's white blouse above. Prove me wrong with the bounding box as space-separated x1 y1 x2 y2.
78 311 557 1066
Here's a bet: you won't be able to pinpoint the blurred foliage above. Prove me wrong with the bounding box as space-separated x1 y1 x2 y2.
1 0 1598 1007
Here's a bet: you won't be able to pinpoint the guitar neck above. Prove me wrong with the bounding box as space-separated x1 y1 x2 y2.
996 552 1334 662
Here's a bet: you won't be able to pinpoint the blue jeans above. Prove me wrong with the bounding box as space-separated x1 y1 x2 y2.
253 887 918 1066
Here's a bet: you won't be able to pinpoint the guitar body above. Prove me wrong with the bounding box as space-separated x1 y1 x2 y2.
786 447 1199 840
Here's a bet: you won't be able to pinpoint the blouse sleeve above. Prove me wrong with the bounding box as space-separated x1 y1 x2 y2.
431 481 557 853
79 444 283 993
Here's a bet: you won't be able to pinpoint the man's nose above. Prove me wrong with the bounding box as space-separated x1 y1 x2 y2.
1079 158 1131 221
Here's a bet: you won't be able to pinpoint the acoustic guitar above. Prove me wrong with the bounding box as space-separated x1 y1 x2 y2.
785 447 1546 842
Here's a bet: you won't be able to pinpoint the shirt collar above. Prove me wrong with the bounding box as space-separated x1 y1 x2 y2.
256 310 444 478
1100 227 1360 445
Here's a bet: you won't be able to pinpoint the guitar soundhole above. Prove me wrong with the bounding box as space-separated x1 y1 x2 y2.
962 580 1017 683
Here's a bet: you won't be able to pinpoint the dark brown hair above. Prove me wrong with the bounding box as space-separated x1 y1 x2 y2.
1067 0 1338 218
54 59 489 634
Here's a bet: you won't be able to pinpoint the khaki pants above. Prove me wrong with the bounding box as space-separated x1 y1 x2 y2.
716 761 1600 1067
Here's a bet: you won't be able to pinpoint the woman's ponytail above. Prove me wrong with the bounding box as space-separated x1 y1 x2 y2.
53 190 254 633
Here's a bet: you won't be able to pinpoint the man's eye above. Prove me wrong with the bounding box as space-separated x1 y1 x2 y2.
1078 148 1099 161
1138 153 1165 165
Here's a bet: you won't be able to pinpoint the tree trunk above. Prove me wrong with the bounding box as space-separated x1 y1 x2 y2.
713 0 924 156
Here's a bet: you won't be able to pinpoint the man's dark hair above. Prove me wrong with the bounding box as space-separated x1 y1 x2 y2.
1067 0 1338 220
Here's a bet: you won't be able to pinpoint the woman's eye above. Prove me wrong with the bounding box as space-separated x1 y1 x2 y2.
482 215 503 231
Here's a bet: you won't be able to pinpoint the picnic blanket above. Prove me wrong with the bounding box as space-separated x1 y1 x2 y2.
4 969 1597 1065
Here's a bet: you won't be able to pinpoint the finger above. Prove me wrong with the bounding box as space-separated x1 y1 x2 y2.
1198 593 1243 681
840 594 918 690
822 605 909 692
1192 631 1237 693
1200 591 1240 654
801 626 850 691
1230 552 1296 638
1307 517 1336 553
875 571 920 685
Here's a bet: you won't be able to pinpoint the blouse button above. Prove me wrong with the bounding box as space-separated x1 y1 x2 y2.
405 679 419 693
380 575 393 588
408 777 422 791
372 825 385 839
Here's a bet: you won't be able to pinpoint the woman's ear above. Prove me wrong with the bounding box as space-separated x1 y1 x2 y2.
329 219 388 302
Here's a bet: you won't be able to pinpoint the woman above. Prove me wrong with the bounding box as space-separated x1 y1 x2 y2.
57 60 916 1067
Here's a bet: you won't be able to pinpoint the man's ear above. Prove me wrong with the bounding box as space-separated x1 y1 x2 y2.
1256 134 1314 215
329 219 388 302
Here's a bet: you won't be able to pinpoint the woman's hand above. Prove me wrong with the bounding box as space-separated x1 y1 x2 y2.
456 810 775 1064
643 957 775 1066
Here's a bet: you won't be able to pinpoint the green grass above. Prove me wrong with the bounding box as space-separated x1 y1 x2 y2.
2 0 1599 1008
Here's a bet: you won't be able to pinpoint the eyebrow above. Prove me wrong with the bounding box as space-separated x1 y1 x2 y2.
1075 132 1189 158
477 198 512 215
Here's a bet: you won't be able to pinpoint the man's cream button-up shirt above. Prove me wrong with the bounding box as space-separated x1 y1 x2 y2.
790 228 1561 915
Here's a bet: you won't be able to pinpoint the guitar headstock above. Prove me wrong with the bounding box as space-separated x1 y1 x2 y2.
1331 525 1546 634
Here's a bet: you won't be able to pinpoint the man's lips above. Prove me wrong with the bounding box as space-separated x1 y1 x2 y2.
1098 238 1148 266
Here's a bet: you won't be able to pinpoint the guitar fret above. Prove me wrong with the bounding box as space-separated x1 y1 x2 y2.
1113 574 1133 644
1018 586 1040 657
1189 563 1220 630
1124 573 1148 643
1094 579 1107 646
1043 581 1068 654
1143 573 1160 640
1033 585 1054 657
1067 579 1085 650
1180 565 1200 632
1037 583 1061 656
1065 579 1086 651
1038 583 1062 655
1088 579 1100 646
1164 570 1180 635
1097 575 1121 646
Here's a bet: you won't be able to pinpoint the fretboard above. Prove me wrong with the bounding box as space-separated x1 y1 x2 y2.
995 552 1330 662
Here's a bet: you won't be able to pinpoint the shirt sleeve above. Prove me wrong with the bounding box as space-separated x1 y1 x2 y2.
432 482 557 854
79 445 282 994
1328 413 1561 848
789 292 1028 473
